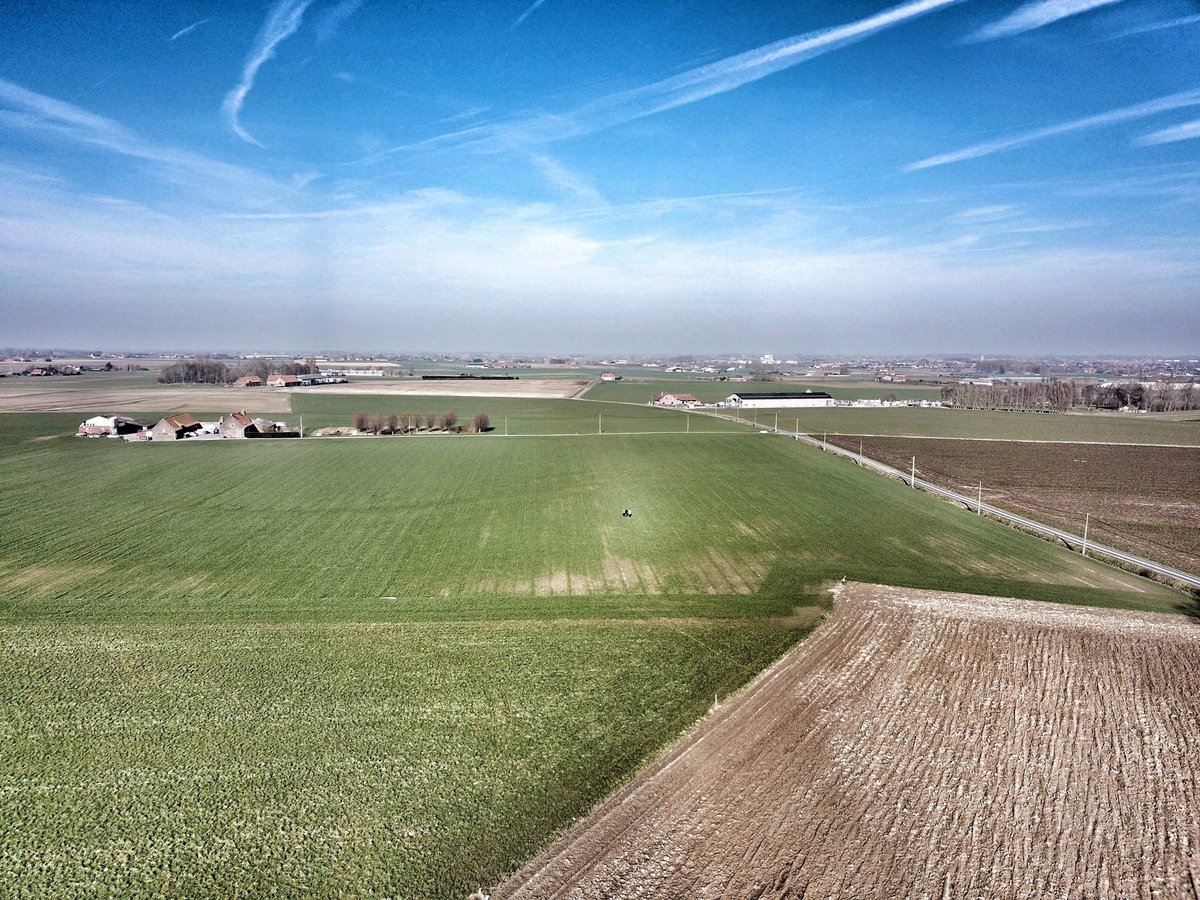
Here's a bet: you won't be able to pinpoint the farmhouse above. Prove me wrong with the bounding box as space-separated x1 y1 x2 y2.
232 376 263 388
151 413 203 440
654 392 702 407
600 372 620 381
724 391 834 409
218 411 259 438
266 373 301 387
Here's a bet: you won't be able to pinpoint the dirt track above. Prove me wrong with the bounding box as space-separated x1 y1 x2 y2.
495 584 1200 899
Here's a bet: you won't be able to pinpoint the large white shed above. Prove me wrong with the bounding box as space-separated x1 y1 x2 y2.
725 391 834 409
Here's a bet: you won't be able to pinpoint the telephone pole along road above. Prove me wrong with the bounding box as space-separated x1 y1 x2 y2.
773 426 1200 590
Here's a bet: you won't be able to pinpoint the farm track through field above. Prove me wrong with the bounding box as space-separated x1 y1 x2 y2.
495 583 1200 899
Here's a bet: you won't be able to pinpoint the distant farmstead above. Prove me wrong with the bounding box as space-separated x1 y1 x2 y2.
232 376 263 388
654 392 702 407
725 391 834 409
266 374 302 387
151 413 203 440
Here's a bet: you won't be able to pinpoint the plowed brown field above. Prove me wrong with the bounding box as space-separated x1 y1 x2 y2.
495 583 1200 899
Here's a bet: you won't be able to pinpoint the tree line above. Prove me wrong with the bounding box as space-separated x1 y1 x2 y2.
941 379 1200 412
157 357 319 384
353 411 491 434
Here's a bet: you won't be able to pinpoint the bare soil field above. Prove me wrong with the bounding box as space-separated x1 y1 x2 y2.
291 378 589 399
827 436 1200 577
0 382 292 413
495 583 1200 899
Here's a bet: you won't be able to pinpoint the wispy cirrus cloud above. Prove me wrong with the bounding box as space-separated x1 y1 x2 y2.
222 0 316 147
314 0 366 43
170 17 212 42
966 0 1126 42
1107 13 1200 39
370 0 969 160
0 78 283 200
907 88 1200 170
1136 118 1200 146
512 0 552 30
530 154 606 205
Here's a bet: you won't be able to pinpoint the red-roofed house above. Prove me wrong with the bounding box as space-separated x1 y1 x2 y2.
151 413 203 440
218 411 259 438
267 373 301 387
232 375 263 388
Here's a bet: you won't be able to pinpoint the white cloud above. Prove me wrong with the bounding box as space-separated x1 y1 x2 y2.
170 18 212 42
0 78 284 201
907 88 1200 170
966 0 1126 42
1135 117 1200 146
222 0 316 147
369 0 969 160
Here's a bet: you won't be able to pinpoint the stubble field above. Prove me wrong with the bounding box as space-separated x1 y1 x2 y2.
497 583 1200 899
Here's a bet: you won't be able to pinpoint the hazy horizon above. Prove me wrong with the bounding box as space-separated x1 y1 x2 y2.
3 0 1199 354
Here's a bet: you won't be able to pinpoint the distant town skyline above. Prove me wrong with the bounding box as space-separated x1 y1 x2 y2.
2 0 1199 354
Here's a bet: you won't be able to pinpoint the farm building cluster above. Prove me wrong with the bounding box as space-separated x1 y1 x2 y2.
232 373 347 388
654 390 836 409
653 390 943 410
77 411 298 441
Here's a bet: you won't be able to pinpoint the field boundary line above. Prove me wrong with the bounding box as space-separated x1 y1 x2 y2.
774 427 1200 590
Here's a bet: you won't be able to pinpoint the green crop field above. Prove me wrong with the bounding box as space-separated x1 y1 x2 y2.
0 411 1190 898
290 392 742 435
584 378 942 404
724 406 1200 445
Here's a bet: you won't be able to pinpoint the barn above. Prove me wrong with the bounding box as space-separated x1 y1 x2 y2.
151 413 203 440
77 415 149 436
232 376 263 388
724 391 834 409
267 374 301 387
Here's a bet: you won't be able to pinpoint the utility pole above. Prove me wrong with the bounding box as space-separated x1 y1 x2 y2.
1082 513 1089 557
299 415 303 438
598 413 602 434
753 409 758 427
977 481 982 514
504 416 508 436
774 411 778 432
860 439 864 462
686 414 690 433
823 431 827 450
911 456 916 487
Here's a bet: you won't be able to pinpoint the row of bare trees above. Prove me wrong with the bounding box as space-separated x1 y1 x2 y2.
941 379 1200 412
352 411 491 434
158 356 320 384
940 379 1080 411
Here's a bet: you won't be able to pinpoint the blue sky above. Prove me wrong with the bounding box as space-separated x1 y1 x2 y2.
1 0 1198 355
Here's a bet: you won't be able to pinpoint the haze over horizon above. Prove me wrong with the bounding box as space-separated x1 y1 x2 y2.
2 0 1198 355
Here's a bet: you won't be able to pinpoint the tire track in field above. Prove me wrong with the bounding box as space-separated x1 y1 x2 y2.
493 583 1200 899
